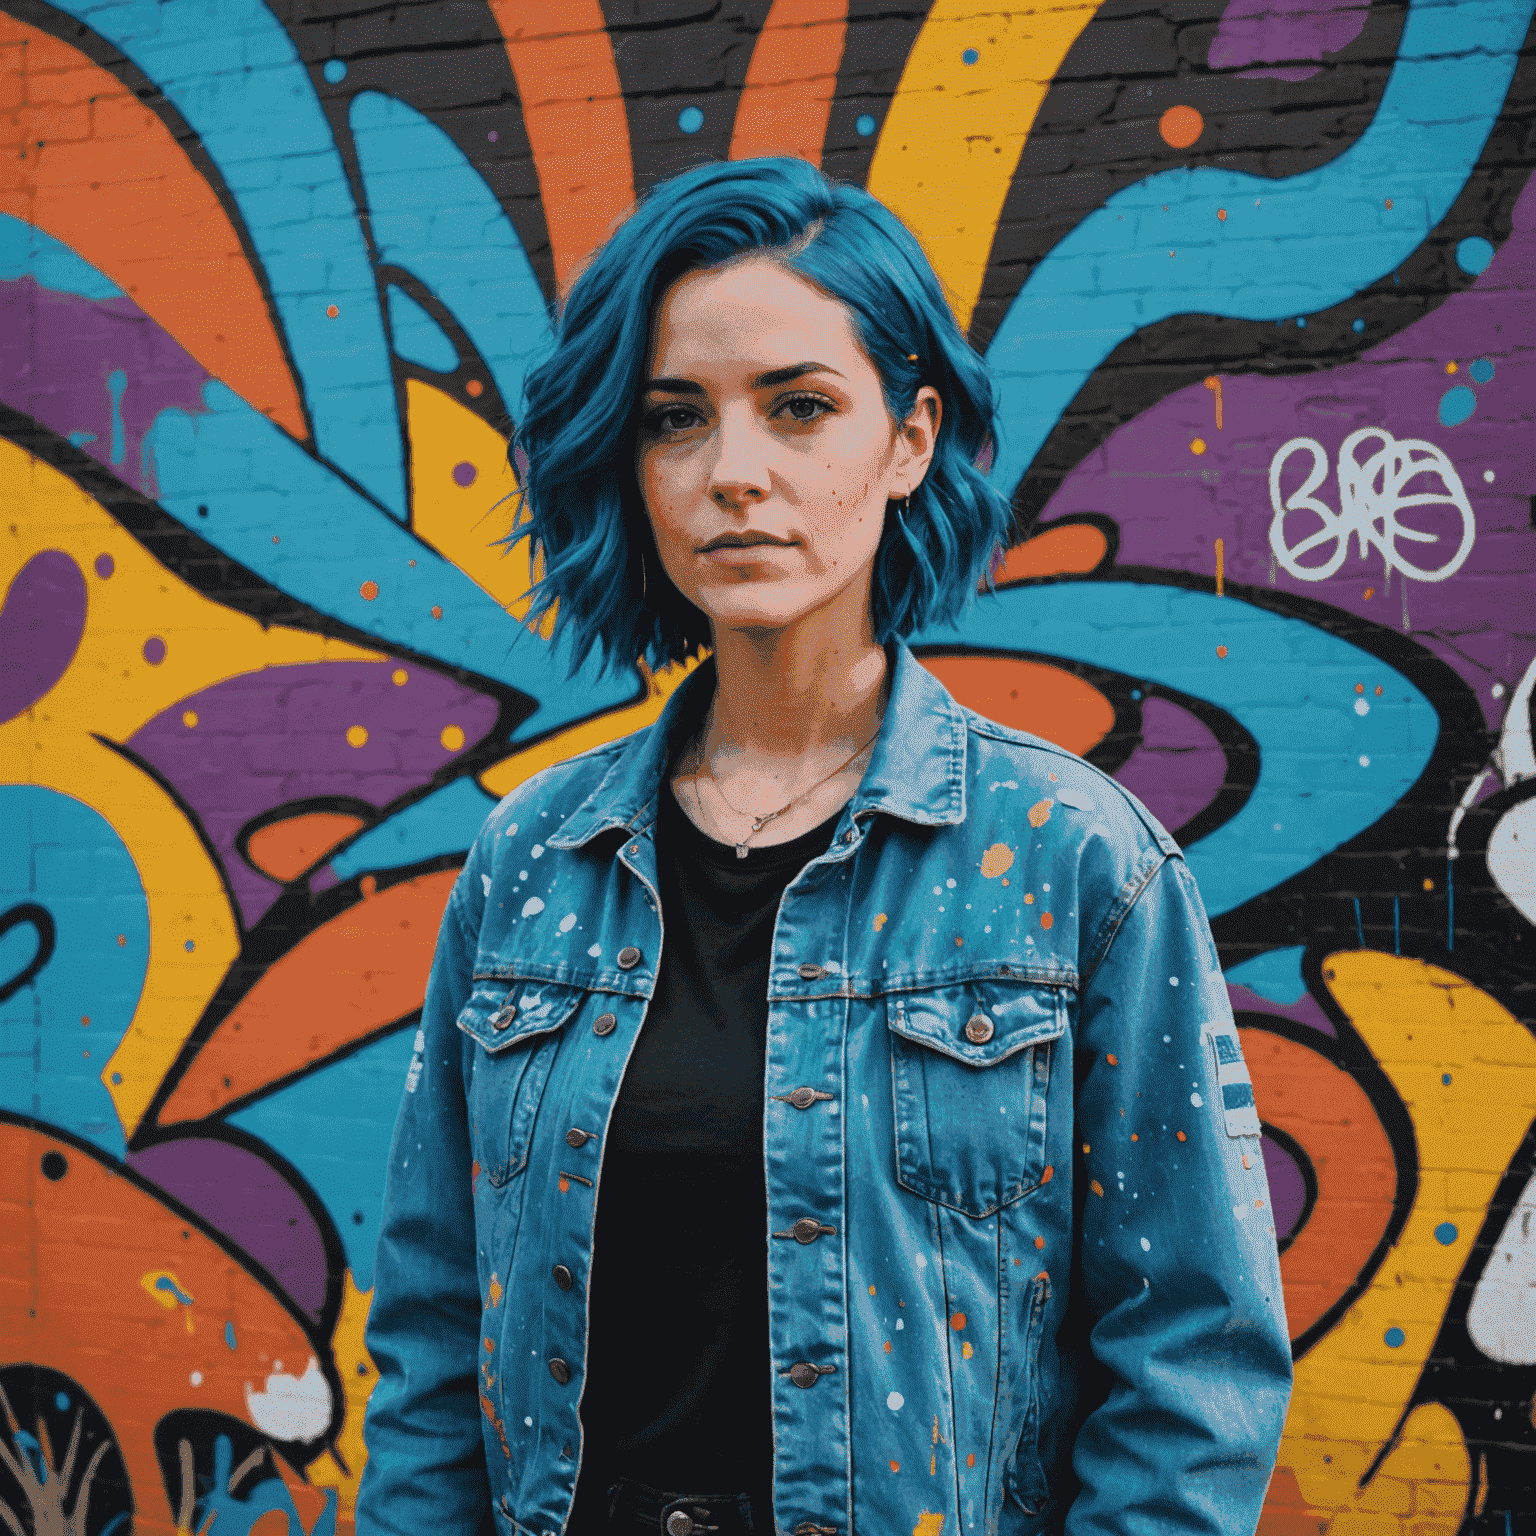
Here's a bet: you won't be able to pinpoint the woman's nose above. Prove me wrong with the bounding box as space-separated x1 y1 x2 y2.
709 404 770 506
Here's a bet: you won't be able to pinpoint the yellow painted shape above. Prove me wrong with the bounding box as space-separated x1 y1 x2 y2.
479 652 707 800
1275 952 1534 1533
912 1513 945 1536
866 0 1098 330
0 443 382 1140
306 1271 376 1528
406 379 533 615
140 1270 193 1310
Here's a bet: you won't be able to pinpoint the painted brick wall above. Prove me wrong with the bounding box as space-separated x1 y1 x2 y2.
3 2 1534 1532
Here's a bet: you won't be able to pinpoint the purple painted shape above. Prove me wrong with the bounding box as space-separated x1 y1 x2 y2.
127 1136 328 1320
1208 0 1369 79
0 275 212 492
1261 1131 1310 1241
1040 175 1536 733
452 461 477 487
127 660 500 927
1229 981 1337 1037
1113 696 1227 835
0 550 88 724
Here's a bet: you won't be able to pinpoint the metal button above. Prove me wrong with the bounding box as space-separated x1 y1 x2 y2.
490 1004 517 1031
793 1525 838 1536
548 1357 572 1385
798 962 826 980
793 1217 829 1244
665 1515 694 1536
789 1361 823 1389
843 829 856 844
552 1264 574 1292
617 945 641 970
593 1012 617 1037
965 1014 995 1044
787 1086 825 1110
565 1128 592 1148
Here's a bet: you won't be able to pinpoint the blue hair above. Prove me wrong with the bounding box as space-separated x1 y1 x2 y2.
512 156 1011 675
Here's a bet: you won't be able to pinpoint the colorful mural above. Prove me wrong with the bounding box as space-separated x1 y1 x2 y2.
2 1 1534 1532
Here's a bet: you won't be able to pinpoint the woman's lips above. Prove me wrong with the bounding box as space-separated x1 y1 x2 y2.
698 537 794 563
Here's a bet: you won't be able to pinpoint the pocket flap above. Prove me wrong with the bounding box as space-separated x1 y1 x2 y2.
457 976 586 1053
888 979 1068 1067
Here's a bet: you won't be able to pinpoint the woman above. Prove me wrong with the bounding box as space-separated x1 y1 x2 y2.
356 158 1291 1536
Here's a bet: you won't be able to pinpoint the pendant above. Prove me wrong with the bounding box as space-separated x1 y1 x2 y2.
735 842 749 859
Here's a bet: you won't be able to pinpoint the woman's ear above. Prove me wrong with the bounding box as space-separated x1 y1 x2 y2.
892 385 943 498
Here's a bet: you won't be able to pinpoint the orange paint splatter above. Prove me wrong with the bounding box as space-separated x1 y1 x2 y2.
869 1285 877 1295
483 1337 495 1352
1446 361 1459 375
1105 1053 1118 1067
955 936 964 947
1375 685 1383 695
1255 1198 1264 1209
1131 1133 1138 1142
913 1506 944 1533
950 1312 967 1331
1190 437 1207 456
966 1453 976 1469
1090 1179 1104 1196
1364 587 1375 600
1217 208 1227 222
431 605 444 620
1176 1131 1187 1142
480 1394 511 1459
1385 198 1394 209
874 912 887 931
1034 1235 1045 1249
890 1460 901 1474
1242 1154 1251 1169
930 1454 937 1475
980 843 1014 879
1423 878 1434 892
1040 912 1054 930
1027 799 1052 828
1040 1164 1054 1184
487 1274 502 1308
1159 104 1203 148
1215 536 1224 597
558 1176 570 1192
961 1341 974 1359
326 303 340 318
1024 892 1034 905
359 580 379 601
884 1341 892 1353
1216 645 1228 659
465 378 484 397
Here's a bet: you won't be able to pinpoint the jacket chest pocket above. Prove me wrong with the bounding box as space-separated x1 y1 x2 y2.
887 978 1069 1219
458 976 584 1187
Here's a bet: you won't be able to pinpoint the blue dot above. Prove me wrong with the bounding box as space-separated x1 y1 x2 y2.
1435 1222 1458 1246
855 113 876 137
1384 1327 1405 1348
1442 1072 1452 1085
962 47 980 64
1456 236 1494 275
111 1071 122 1085
677 106 704 134
1438 386 1476 428
1131 689 1142 700
323 59 346 84
184 938 196 952
1352 318 1365 333
55 1392 70 1412
1470 357 1495 383
225 1320 238 1350
1296 317 1307 329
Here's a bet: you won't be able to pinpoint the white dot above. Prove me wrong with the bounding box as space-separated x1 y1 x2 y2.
1358 755 1370 768
1140 1237 1151 1252
525 1416 533 1426
521 897 545 918
933 885 942 895
505 823 519 837
1354 698 1370 716
946 878 957 888
1484 469 1496 483
984 925 991 933
588 943 601 957
531 844 545 858
1273 823 1282 832
1163 1035 1171 1043
1169 976 1179 987
1492 682 1506 698
190 1370 203 1387
1042 883 1051 892
1191 1091 1204 1107
887 1391 905 1411
915 1252 927 1268
558 912 577 933
895 1319 904 1330
519 869 529 880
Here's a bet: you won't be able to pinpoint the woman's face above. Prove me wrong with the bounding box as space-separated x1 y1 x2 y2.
635 257 940 640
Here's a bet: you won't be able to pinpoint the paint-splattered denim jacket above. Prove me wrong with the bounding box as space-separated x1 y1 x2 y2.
357 644 1292 1536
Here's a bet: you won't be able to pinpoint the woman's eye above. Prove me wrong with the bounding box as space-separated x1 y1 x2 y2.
781 394 832 423
645 406 701 434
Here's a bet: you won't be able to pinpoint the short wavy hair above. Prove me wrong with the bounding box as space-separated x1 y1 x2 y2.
512 156 1011 675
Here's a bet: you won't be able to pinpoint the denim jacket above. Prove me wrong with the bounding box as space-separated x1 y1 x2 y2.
357 644 1292 1536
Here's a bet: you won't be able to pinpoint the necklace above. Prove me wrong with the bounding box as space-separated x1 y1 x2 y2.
687 720 882 858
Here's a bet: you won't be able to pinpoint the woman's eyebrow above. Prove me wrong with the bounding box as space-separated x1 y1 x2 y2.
753 362 840 387
643 376 707 396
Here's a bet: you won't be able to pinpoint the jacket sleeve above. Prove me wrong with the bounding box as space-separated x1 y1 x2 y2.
356 853 490 1536
1066 852 1293 1536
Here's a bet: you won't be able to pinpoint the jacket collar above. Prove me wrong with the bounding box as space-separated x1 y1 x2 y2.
549 641 968 849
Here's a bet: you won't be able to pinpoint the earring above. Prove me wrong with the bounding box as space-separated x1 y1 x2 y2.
639 547 648 599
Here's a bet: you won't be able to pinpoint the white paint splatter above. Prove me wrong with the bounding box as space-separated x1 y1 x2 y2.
504 823 519 838
522 897 545 918
946 878 957 889
886 1391 905 1411
525 1416 534 1427
1140 1237 1151 1252
519 869 529 880
531 843 545 858
1169 976 1179 987
481 874 492 897
558 912 577 933
895 1319 903 1330
588 943 602 958
914 1252 927 1269
244 1355 331 1440
190 1370 203 1387
989 780 1019 792
1190 1092 1204 1108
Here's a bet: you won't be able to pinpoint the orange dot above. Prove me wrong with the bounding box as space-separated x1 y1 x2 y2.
1040 1165 1053 1184
1001 878 1009 886
1385 198 1394 209
1082 1143 1090 1154
1423 878 1434 891
1375 685 1383 695
346 725 369 748
558 1177 570 1193
1106 1053 1119 1066
1158 104 1203 149
1090 1179 1104 1196
1216 644 1228 659
1040 912 1053 929
1024 893 1034 905
884 1341 892 1353
1363 587 1375 601
431 605 444 620
955 935 964 947
890 1462 900 1474
1446 361 1458 375
465 379 484 398
1131 1133 1139 1141
182 710 199 729
359 874 377 898
392 668 408 686
1217 208 1227 222
116 935 125 947
360 580 379 601
1176 1130 1187 1142
950 1312 967 1331
1034 1235 1045 1249
869 1284 877 1296
326 304 339 318
440 724 466 752
966 1453 976 1469
1190 438 1207 456
1355 683 1365 693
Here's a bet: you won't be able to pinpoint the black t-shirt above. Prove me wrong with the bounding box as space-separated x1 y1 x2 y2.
565 784 841 1530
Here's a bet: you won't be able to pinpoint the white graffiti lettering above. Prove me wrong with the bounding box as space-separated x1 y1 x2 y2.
1268 428 1476 584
